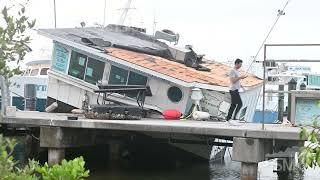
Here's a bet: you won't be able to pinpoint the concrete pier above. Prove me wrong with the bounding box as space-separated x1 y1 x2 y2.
0 111 307 177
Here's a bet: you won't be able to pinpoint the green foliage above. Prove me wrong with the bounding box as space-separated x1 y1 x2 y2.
36 157 90 180
299 121 320 168
0 134 39 180
0 0 36 79
0 134 90 179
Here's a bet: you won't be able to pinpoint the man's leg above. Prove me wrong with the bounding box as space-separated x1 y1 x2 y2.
233 102 243 120
226 104 236 120
233 91 243 120
226 90 236 121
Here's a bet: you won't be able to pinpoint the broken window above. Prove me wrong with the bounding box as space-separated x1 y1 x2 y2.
84 57 105 85
108 65 129 85
126 71 148 98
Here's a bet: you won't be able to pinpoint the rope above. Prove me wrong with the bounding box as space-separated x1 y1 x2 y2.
245 0 292 75
180 104 198 120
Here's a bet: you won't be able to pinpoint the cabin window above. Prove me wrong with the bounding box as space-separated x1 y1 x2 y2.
30 69 39 76
128 72 148 85
52 44 69 73
108 65 129 85
24 69 31 76
167 86 183 103
84 57 105 85
40 68 49 75
127 71 148 98
68 51 87 80
239 107 247 121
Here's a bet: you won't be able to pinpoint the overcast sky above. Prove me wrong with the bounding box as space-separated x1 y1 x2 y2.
2 0 320 72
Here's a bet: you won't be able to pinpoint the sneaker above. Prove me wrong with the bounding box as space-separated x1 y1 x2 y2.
227 119 243 126
233 118 246 123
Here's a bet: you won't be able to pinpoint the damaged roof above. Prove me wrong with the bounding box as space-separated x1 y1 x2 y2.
107 48 262 88
39 26 262 90
39 25 172 59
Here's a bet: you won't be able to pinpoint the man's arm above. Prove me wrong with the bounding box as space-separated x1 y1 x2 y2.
230 75 247 84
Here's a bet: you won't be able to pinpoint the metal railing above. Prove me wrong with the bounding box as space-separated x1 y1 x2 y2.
262 43 320 129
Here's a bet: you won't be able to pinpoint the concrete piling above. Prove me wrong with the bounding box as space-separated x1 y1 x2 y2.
241 162 258 180
287 79 297 122
48 148 65 165
109 142 122 161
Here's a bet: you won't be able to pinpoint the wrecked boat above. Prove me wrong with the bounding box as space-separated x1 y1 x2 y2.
38 24 262 160
38 24 262 122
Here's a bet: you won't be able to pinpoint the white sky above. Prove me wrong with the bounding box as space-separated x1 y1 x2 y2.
2 0 320 73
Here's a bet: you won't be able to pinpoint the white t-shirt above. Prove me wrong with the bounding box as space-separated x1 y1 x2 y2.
229 69 241 91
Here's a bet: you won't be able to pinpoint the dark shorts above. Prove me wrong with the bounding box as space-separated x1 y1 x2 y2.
229 89 242 104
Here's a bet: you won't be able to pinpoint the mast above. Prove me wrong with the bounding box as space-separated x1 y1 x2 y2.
118 0 134 25
53 0 57 28
103 0 107 27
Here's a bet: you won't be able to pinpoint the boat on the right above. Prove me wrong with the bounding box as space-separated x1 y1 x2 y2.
254 63 320 123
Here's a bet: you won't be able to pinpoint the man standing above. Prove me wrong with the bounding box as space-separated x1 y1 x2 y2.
226 59 247 125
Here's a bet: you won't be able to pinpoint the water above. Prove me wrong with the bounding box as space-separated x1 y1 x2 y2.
88 148 320 180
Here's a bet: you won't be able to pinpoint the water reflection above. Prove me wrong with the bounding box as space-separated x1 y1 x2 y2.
89 147 320 180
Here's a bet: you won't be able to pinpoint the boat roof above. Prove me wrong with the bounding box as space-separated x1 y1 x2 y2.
38 26 262 91
25 60 51 66
107 48 262 88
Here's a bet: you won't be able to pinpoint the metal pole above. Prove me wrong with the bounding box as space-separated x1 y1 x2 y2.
103 0 107 27
278 84 284 123
265 43 320 47
54 0 57 28
262 45 266 130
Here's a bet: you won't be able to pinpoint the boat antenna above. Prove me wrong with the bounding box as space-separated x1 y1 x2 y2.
53 0 57 28
245 0 292 75
103 0 107 27
153 10 157 36
118 0 135 25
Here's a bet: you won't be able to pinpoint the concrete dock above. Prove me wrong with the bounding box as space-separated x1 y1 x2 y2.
0 111 306 180
1 111 302 140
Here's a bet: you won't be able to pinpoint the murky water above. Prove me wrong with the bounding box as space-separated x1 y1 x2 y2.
89 148 320 180
10 135 320 180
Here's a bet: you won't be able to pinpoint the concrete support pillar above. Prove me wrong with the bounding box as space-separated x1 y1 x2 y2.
109 143 121 161
287 79 297 121
232 138 269 180
241 162 258 180
40 127 97 165
48 148 65 166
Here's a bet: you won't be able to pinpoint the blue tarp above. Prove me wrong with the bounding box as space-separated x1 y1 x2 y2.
253 111 278 124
